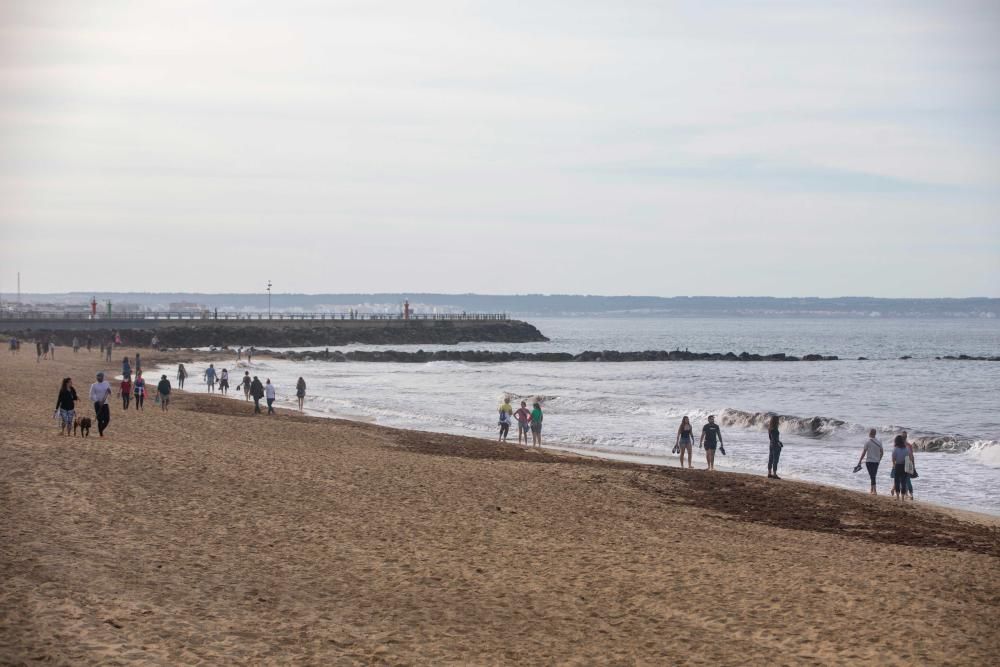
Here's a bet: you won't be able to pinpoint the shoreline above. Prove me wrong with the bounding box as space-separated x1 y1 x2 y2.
3 348 999 663
146 350 1000 520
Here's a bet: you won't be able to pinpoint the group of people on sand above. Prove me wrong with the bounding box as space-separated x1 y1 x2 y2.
54 369 172 438
497 397 544 447
179 363 307 415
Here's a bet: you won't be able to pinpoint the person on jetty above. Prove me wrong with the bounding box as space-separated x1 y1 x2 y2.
122 356 132 380
133 371 146 411
250 376 264 413
54 377 78 436
177 364 187 389
530 402 543 447
767 415 782 479
700 415 724 470
89 372 112 437
265 378 277 414
219 368 230 395
156 375 171 411
204 364 217 393
119 375 133 410
296 377 307 411
857 429 883 495
497 396 513 442
891 435 913 500
514 401 531 445
675 416 694 469
241 371 252 401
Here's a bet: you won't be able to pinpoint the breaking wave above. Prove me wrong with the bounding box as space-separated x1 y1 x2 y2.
719 408 998 453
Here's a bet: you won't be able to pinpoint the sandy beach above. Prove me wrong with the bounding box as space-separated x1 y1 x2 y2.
1 348 998 665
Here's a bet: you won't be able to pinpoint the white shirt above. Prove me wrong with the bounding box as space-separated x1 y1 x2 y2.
89 381 112 404
265 383 276 399
863 437 883 463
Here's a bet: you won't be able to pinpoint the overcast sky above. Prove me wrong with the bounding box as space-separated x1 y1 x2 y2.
1 0 998 297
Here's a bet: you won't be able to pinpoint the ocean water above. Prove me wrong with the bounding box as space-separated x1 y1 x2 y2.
158 317 1000 515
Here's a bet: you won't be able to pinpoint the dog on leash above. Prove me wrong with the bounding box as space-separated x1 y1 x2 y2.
73 417 92 437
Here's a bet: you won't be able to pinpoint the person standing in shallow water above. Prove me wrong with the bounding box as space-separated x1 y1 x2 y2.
675 416 694 469
767 415 783 479
204 364 217 393
529 402 543 448
242 371 252 401
891 435 912 500
700 415 723 470
514 401 531 446
296 377 306 411
177 363 187 389
219 368 229 395
857 429 884 495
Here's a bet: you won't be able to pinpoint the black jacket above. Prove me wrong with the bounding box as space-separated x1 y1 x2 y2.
55 387 78 411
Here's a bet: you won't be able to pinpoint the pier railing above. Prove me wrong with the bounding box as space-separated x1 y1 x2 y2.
0 311 510 322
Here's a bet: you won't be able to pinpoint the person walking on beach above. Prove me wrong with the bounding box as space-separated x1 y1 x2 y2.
530 402 544 447
89 372 112 437
156 375 171 411
675 416 694 469
133 371 147 411
242 371 252 401
514 401 531 445
105 340 113 362
54 377 78 436
119 375 133 410
204 364 217 393
36 341 42 363
250 376 264 414
891 435 912 500
86 335 92 352
134 352 141 374
296 377 306 411
177 363 187 389
122 356 132 380
265 378 277 414
767 415 783 479
856 429 884 495
498 396 513 442
219 368 230 395
902 431 917 499
72 336 80 354
700 415 724 471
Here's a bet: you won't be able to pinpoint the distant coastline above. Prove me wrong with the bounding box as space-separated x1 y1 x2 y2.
4 293 997 319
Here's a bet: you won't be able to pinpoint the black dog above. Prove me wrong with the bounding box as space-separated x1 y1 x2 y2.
74 417 92 438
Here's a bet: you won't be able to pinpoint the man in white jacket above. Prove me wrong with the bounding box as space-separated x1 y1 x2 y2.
89 371 113 437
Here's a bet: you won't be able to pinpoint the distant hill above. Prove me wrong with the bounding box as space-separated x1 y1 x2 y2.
4 293 998 318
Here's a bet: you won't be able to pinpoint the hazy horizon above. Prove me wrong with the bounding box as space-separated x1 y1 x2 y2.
2 1 998 296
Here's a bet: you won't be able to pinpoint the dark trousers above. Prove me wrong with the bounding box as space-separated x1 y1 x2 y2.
253 397 261 413
866 462 879 486
267 398 275 414
122 394 131 410
94 402 110 435
134 393 144 410
893 463 908 496
499 422 510 439
767 444 782 472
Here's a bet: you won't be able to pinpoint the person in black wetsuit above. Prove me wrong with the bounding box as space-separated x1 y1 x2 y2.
700 415 724 471
767 415 783 479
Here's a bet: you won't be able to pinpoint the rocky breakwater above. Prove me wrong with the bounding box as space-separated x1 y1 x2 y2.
269 349 840 363
0 319 548 348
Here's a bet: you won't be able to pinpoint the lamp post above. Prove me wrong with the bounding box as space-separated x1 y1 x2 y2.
267 280 272 318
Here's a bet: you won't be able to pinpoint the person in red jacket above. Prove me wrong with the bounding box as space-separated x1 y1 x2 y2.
119 376 132 410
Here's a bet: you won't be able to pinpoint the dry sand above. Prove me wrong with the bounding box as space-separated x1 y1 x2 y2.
1 347 998 665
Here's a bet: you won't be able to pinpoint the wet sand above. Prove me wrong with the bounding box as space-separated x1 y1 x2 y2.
2 348 998 664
